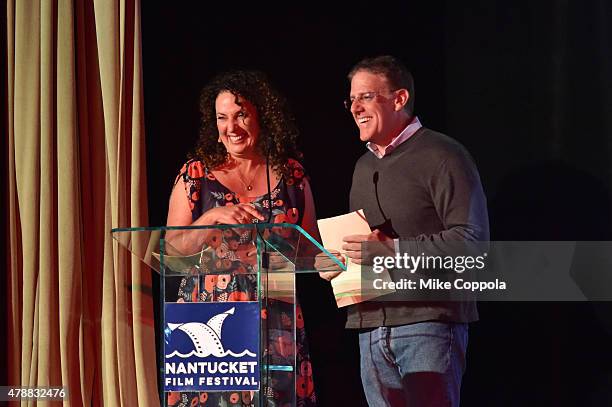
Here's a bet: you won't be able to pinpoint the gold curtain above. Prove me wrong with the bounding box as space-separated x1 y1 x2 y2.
6 0 159 405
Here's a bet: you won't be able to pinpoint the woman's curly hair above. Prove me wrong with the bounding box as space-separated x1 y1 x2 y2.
191 70 302 176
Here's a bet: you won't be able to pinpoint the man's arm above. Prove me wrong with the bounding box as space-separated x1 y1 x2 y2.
399 147 489 257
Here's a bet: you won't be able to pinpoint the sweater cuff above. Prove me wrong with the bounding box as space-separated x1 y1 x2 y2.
396 239 419 258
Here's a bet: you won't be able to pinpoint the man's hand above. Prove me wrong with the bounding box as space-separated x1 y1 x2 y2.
342 229 395 265
268 252 292 271
315 250 345 281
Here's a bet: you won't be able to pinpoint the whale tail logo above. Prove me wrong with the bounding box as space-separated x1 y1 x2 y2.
166 307 256 358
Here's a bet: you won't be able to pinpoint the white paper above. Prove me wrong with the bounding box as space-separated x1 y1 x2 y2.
317 210 394 307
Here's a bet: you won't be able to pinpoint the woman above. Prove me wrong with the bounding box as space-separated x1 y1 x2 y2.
166 70 317 406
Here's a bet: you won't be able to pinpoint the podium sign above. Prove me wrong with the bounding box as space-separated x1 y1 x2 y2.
112 223 344 407
164 302 260 392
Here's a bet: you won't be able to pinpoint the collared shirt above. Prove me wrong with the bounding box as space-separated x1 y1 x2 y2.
366 116 422 159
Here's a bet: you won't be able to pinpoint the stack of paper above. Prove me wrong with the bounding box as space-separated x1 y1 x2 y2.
317 210 394 307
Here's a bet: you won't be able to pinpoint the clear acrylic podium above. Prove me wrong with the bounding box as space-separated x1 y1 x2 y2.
111 223 344 407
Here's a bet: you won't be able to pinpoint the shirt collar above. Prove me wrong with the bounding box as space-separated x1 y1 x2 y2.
366 116 422 159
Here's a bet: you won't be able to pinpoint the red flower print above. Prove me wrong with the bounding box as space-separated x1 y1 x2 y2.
216 274 231 289
287 208 299 224
261 308 267 319
296 376 314 398
167 392 180 405
272 214 290 237
242 391 252 404
274 214 287 224
273 214 294 238
190 395 199 407
191 191 199 202
293 168 304 179
225 193 234 201
216 246 228 258
300 360 313 377
204 276 216 293
228 291 249 301
229 393 240 403
274 199 284 207
286 178 295 186
188 161 205 179
296 309 304 329
199 392 208 403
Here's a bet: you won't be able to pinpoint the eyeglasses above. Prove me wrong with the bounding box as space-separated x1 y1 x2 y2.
343 90 399 110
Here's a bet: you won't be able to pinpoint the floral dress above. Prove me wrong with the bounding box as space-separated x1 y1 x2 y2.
167 159 316 407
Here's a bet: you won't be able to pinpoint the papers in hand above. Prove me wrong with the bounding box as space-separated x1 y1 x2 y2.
317 209 394 307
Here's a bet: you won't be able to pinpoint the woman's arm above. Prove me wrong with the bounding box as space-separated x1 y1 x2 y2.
165 177 211 254
165 176 264 255
166 177 195 227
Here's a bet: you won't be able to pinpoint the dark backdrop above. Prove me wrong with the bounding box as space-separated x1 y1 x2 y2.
142 2 612 405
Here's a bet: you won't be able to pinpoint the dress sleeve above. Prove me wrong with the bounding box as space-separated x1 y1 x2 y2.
177 159 206 218
284 159 308 225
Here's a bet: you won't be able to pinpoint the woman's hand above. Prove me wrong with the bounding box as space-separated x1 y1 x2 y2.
201 203 265 225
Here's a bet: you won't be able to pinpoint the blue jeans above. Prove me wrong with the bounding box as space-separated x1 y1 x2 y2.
359 322 468 407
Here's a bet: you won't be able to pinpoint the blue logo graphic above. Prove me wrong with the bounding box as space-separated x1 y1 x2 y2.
164 302 260 391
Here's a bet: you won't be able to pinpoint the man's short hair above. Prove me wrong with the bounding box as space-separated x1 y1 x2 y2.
348 55 415 115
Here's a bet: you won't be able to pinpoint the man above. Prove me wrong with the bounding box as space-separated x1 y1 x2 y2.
316 56 489 406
